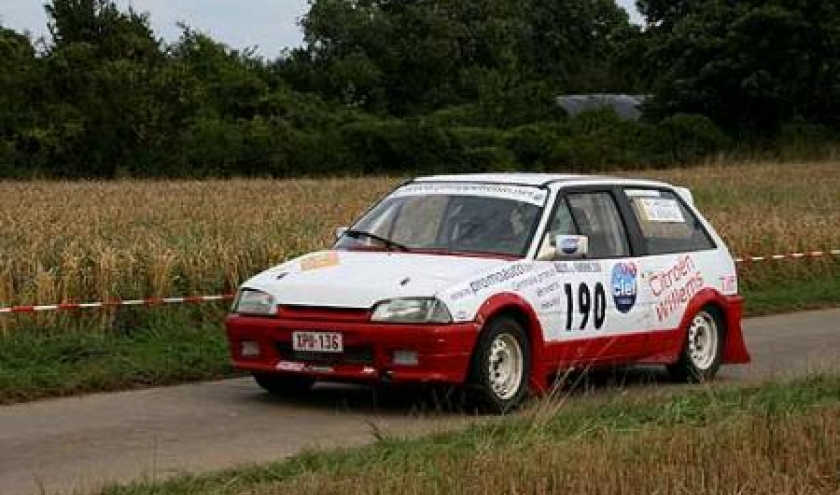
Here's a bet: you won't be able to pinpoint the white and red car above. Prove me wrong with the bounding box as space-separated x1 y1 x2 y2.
226 174 750 412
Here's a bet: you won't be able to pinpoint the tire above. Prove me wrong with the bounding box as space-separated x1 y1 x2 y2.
667 306 725 383
252 372 315 396
467 316 531 413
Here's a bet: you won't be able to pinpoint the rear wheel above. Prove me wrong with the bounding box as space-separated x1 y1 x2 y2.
467 316 531 413
667 307 725 382
252 372 315 396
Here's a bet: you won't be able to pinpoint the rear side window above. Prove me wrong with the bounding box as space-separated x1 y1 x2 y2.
625 189 715 255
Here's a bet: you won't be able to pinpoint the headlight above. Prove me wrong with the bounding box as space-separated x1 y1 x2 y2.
371 298 452 324
233 289 277 316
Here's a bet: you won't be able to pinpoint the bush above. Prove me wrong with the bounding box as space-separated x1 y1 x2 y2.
507 124 567 170
652 114 732 164
776 121 839 161
558 110 656 170
339 121 517 175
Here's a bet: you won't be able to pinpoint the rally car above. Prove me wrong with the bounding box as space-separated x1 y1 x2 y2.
226 174 750 412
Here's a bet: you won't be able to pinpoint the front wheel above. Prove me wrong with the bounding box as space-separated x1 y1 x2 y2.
252 372 315 396
667 307 725 382
467 316 531 413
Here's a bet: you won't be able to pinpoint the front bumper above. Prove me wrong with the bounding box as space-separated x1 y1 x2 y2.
225 314 480 384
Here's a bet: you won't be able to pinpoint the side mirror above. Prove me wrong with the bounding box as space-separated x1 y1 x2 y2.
554 235 589 259
334 226 348 241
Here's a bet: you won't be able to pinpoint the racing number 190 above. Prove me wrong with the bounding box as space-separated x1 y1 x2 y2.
564 282 606 331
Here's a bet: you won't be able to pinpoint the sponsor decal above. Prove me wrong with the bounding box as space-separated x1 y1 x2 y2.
276 361 306 372
560 237 580 255
650 255 705 321
720 275 737 294
536 281 561 298
625 189 662 198
637 197 685 223
540 296 563 311
300 251 340 271
553 261 602 274
469 263 534 294
392 183 547 206
449 287 473 302
513 267 557 291
554 262 574 274
611 262 638 314
573 261 602 273
306 365 334 373
649 255 698 297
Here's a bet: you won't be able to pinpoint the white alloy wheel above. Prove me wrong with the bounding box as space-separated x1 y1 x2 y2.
468 316 531 412
687 312 719 371
668 306 725 383
488 332 525 401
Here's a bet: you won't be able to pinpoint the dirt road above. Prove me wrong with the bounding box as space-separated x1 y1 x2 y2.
1 308 838 495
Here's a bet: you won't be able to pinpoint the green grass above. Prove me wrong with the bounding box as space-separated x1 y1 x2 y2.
740 259 840 315
744 274 840 316
88 374 840 495
0 307 231 404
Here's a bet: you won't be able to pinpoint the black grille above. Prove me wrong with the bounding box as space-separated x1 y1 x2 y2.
276 342 374 365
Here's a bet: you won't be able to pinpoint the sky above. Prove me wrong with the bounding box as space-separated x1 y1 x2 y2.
1 1 643 57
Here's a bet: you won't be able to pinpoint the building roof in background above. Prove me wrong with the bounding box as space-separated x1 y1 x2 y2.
556 94 647 120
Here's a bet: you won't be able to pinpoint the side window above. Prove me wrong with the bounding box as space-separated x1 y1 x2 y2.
537 199 578 259
567 192 630 258
625 189 715 254
548 199 577 236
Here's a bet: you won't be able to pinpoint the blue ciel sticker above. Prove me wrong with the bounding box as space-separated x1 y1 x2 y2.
611 262 638 313
560 237 579 255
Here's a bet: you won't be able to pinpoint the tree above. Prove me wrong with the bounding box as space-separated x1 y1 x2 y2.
520 0 635 91
0 27 38 174
170 27 269 121
46 0 160 61
32 0 177 176
283 0 635 116
640 0 840 130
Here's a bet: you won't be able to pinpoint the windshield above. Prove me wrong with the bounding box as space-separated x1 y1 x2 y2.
335 187 545 258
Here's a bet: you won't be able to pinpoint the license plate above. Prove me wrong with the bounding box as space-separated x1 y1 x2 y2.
292 331 343 353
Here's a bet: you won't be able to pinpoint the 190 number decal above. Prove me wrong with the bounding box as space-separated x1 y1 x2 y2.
564 282 606 331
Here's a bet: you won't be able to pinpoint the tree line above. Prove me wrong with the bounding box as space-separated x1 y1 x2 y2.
1 0 838 178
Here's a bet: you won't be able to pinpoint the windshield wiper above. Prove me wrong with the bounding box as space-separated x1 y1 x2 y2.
344 229 410 252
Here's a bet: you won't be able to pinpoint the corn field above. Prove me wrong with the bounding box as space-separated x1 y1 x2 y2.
1 162 838 312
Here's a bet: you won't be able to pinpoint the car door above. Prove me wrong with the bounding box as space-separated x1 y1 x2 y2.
619 187 720 360
532 188 651 366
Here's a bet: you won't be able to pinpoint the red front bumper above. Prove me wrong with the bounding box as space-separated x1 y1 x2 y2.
225 314 481 384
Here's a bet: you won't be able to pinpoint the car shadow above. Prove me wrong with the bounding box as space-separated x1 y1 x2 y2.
244 365 703 417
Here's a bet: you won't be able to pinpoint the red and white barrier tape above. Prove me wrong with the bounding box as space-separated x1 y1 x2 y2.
0 249 838 315
734 249 840 263
0 294 234 315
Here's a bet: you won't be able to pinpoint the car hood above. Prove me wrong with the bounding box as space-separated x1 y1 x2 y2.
242 250 508 309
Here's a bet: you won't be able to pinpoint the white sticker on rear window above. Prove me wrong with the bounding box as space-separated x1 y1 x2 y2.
625 189 662 198
392 183 547 206
638 198 685 223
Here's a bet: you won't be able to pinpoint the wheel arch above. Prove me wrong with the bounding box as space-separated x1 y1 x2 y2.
677 288 750 365
474 292 549 392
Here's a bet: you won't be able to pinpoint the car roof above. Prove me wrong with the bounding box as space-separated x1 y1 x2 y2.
412 172 674 190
